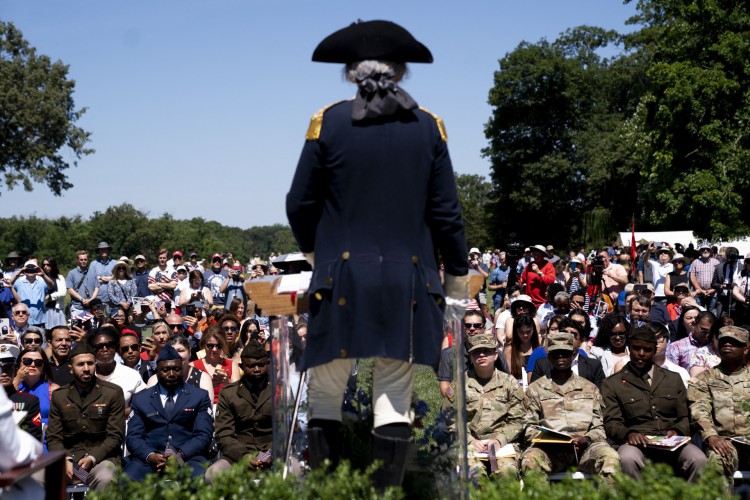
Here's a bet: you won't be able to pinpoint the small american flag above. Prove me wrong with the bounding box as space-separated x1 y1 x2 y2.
256 450 272 464
164 436 184 467
72 462 89 483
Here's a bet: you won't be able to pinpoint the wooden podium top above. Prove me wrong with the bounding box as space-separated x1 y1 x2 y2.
244 270 485 316
244 277 309 316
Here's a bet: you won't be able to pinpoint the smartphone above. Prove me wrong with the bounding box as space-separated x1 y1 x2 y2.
183 304 196 317
141 326 153 340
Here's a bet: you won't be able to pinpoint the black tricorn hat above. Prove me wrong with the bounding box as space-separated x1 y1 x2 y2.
312 20 433 64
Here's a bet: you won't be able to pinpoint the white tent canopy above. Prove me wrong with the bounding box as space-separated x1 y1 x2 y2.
618 230 750 256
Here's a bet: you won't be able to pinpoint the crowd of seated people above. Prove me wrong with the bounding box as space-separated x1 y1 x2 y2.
0 241 749 492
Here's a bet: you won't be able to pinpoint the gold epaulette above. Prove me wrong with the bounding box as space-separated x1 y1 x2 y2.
305 101 345 141
418 107 448 142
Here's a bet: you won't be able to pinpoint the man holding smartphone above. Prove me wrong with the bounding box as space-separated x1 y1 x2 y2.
11 261 54 328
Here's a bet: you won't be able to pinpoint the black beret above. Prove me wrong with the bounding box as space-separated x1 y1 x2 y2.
241 341 269 360
70 342 94 359
157 344 182 363
312 20 433 64
629 326 657 344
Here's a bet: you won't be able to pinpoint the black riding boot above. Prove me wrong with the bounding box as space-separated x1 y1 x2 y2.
307 419 343 471
370 424 411 490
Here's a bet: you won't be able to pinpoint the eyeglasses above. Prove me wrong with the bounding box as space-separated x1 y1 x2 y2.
168 324 184 330
245 360 269 369
21 358 44 367
120 344 141 353
223 326 238 333
23 337 42 345
206 343 222 350
12 310 29 316
464 323 483 329
94 341 117 351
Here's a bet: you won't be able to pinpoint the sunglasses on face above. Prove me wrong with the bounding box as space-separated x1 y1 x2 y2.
120 344 141 353
168 324 184 330
206 343 222 350
464 323 483 329
93 341 117 351
21 358 44 367
223 326 238 333
244 360 269 369
13 310 29 316
23 337 42 345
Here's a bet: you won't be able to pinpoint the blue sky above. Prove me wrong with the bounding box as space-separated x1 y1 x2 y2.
2 0 637 229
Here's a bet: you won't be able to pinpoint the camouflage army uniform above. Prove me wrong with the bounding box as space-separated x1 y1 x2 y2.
464 368 526 478
688 364 750 477
521 373 620 480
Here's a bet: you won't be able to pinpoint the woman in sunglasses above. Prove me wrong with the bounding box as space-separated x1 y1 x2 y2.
589 313 631 377
190 325 240 404
147 335 212 396
16 348 59 430
218 314 242 363
19 326 45 351
88 327 144 416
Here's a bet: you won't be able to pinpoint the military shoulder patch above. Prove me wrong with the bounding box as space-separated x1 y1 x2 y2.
418 107 448 142
305 101 347 141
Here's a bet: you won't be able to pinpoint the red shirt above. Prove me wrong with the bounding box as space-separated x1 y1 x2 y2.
520 260 556 307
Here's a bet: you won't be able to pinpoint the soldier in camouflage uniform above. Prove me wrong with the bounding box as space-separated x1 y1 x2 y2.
463 333 525 478
688 325 750 480
521 331 620 482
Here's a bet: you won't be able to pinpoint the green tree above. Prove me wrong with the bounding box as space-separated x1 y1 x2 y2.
626 0 750 240
455 173 493 249
0 21 93 195
483 26 642 249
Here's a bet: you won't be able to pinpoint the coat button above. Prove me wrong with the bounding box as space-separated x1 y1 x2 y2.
338 297 347 306
340 349 348 358
426 282 431 289
342 251 350 260
315 292 323 300
412 256 419 263
325 277 333 285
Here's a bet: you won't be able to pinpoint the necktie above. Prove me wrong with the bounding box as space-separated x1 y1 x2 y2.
165 392 175 413
643 373 651 386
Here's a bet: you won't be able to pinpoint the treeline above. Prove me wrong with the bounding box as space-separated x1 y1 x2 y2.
0 204 298 272
483 1 750 249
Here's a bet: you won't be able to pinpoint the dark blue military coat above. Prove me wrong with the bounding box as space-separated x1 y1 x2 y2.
124 382 213 479
287 100 467 370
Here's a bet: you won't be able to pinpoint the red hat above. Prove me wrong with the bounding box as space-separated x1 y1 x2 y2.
172 251 183 258
231 262 242 271
212 253 222 261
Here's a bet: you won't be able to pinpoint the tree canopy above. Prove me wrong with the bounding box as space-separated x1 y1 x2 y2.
0 204 297 271
0 21 92 195
484 1 750 247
